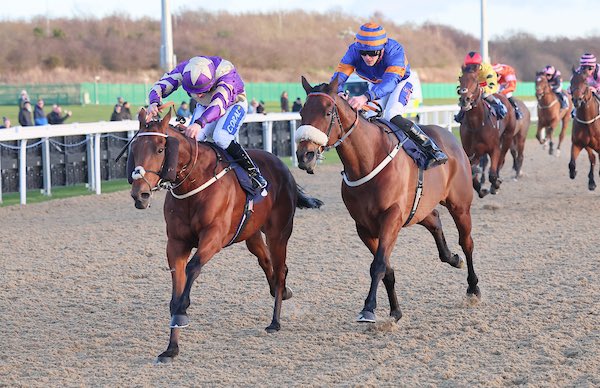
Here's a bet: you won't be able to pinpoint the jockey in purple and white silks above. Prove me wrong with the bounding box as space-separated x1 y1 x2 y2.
542 65 569 109
577 53 600 93
330 23 447 169
145 56 267 190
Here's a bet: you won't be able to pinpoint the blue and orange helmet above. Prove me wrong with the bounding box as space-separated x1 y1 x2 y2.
355 23 388 51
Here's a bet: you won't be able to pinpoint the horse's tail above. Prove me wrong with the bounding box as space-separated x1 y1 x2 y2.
296 184 323 209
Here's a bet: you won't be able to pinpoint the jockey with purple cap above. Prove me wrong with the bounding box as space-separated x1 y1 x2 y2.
145 56 267 190
577 53 600 94
331 22 447 169
542 65 569 109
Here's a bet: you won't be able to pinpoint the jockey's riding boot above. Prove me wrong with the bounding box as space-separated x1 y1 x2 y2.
557 92 568 109
508 96 523 119
226 141 268 190
486 96 507 119
391 115 448 169
454 110 465 123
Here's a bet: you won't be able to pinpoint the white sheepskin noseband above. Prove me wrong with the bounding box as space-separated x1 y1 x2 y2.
294 125 328 146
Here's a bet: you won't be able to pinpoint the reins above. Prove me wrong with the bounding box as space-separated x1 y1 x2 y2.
307 92 359 151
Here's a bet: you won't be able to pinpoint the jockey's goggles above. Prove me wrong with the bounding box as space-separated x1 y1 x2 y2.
360 50 381 57
582 65 595 71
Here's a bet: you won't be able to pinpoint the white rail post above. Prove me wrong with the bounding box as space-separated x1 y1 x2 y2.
19 139 28 205
263 121 273 153
94 133 102 195
290 120 297 167
87 134 95 191
42 138 52 196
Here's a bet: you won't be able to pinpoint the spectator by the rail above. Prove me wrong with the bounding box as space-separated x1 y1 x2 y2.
280 91 289 112
177 101 191 118
19 89 30 108
292 97 303 112
117 96 125 106
248 98 259 113
256 100 266 114
121 101 132 120
34 99 49 126
47 104 72 124
0 116 11 129
110 104 124 121
18 101 34 127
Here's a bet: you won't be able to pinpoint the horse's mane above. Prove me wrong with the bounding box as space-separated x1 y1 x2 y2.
310 82 332 94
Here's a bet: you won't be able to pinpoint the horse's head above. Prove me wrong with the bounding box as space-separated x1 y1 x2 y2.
129 107 179 209
535 71 550 99
570 67 591 109
457 66 481 111
295 76 348 174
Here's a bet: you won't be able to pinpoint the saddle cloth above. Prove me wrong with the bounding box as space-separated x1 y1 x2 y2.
373 118 429 170
204 142 267 203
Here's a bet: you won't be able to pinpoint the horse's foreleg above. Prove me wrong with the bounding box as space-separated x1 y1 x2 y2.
558 118 568 156
264 230 292 333
488 151 502 194
569 143 583 179
586 147 597 191
157 239 193 363
356 224 400 321
547 127 555 155
470 158 488 198
446 203 480 300
418 209 463 268
357 207 402 323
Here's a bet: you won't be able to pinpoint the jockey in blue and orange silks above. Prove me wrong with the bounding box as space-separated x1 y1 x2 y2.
331 22 447 169
145 56 267 190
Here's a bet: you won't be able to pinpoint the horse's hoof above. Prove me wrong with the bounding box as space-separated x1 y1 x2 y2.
170 314 189 328
265 322 281 333
454 254 465 269
283 286 293 300
390 309 402 322
155 348 179 364
467 285 481 299
478 189 489 198
589 184 596 191
357 310 376 323
155 355 174 364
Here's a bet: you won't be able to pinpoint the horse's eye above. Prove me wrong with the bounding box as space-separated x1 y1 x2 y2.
157 148 165 154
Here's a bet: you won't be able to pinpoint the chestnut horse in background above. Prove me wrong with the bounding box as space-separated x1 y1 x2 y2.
295 77 480 324
128 107 322 362
535 71 572 156
458 67 517 197
568 69 600 190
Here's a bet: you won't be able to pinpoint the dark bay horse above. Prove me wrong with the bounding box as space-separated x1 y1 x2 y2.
508 98 531 179
535 71 572 156
295 77 480 323
458 67 517 197
128 107 322 362
568 69 600 190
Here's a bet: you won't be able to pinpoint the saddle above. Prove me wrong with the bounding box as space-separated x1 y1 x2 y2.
372 118 429 170
204 142 266 203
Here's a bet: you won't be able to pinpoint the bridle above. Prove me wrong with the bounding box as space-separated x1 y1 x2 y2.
130 127 199 194
535 76 559 109
305 92 359 151
570 77 600 124
458 73 482 112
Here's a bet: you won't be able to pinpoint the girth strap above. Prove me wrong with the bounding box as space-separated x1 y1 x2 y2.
403 167 424 226
224 194 254 247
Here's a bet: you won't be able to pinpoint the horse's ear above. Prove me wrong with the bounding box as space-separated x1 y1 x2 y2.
329 76 339 95
301 76 312 94
138 108 146 126
160 107 172 130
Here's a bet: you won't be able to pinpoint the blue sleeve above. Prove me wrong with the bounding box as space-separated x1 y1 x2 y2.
331 47 359 93
366 73 403 101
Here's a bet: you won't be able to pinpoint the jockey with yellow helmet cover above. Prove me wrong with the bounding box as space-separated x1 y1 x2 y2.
145 56 267 191
455 51 508 123
331 22 447 169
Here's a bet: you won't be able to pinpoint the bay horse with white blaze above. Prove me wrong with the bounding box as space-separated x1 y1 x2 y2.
568 69 600 191
458 67 517 197
295 77 480 323
128 106 322 363
535 71 572 156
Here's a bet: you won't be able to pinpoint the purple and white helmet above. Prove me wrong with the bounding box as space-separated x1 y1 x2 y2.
181 57 216 94
544 65 555 76
580 53 597 67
